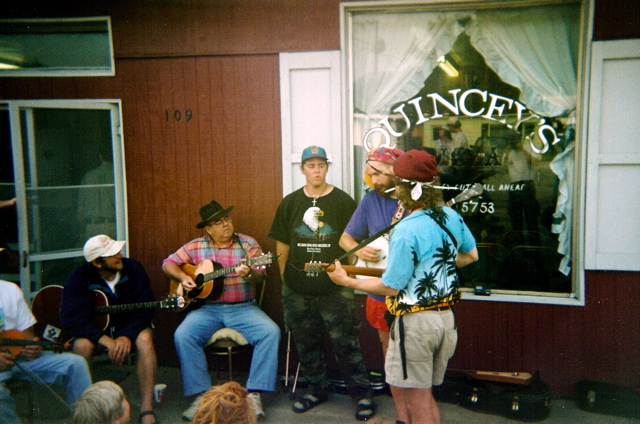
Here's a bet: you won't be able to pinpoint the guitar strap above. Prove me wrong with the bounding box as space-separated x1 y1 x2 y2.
233 233 250 259
392 203 406 223
426 211 458 249
333 221 399 265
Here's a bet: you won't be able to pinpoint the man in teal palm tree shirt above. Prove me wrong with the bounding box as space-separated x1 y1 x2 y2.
329 150 478 424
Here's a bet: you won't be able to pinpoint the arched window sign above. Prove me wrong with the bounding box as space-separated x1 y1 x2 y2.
342 0 587 305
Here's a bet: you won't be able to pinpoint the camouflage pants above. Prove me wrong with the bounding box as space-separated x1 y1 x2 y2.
282 283 371 395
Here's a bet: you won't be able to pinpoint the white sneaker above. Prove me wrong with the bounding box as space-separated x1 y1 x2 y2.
182 395 203 422
247 391 266 419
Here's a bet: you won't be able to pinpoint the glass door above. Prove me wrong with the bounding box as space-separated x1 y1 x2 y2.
5 100 126 300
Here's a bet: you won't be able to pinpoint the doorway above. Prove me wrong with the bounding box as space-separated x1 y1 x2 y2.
0 100 126 300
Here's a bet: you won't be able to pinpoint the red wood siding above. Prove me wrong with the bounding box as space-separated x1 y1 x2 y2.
3 0 342 57
1 0 638 397
0 55 285 368
593 0 640 41
452 272 640 395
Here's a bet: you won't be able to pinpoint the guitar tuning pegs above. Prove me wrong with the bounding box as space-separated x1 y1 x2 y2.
305 261 321 277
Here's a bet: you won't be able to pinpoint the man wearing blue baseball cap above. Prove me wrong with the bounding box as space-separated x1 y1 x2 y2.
269 145 376 421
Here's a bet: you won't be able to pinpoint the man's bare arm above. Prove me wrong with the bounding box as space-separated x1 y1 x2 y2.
456 247 479 268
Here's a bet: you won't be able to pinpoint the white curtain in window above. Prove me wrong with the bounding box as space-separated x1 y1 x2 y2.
465 5 580 118
465 5 580 271
353 13 465 117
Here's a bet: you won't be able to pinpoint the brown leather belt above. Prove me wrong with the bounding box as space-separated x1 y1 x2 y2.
428 305 452 312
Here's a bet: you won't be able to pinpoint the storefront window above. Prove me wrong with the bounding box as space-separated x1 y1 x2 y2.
342 1 586 303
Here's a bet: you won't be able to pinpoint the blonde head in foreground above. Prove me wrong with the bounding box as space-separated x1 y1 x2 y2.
192 381 257 424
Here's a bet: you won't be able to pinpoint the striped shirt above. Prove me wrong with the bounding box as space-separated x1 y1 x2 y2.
163 233 264 303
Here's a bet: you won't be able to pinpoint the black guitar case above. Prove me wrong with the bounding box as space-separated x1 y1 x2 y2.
433 373 551 422
576 380 640 420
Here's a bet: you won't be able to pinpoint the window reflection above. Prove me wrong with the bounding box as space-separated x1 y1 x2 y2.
349 3 579 294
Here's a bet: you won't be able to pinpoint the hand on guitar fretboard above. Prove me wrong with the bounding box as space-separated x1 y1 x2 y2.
304 262 385 278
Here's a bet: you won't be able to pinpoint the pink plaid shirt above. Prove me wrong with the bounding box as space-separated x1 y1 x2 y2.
163 233 264 303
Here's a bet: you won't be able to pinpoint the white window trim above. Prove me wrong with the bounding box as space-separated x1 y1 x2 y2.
585 39 640 271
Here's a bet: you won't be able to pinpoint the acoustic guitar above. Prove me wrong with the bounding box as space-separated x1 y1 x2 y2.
169 253 276 313
31 285 183 343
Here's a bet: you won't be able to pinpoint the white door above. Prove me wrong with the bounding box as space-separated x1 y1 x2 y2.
1 100 126 300
279 51 349 196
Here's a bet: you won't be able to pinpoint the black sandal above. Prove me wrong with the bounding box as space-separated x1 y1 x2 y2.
292 393 328 413
139 410 158 424
355 392 376 421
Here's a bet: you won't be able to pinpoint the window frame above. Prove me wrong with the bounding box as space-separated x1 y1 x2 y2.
0 16 115 77
340 0 593 306
3 99 126 300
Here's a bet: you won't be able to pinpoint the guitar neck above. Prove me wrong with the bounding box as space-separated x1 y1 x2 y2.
94 301 165 315
215 264 238 279
0 338 57 349
342 265 385 277
200 258 265 283
308 263 385 277
197 264 236 286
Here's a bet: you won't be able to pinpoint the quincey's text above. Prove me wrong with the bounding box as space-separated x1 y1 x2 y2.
363 88 560 154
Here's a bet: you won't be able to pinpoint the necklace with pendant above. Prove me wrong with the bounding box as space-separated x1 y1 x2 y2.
305 185 328 206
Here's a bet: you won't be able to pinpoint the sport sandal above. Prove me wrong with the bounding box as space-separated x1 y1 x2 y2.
355 390 376 421
139 410 158 424
292 393 328 413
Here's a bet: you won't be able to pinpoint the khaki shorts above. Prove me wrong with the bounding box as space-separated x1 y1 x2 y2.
385 309 457 389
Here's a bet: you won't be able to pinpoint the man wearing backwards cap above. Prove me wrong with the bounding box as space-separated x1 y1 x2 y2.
61 235 159 424
330 150 478 424
163 200 280 421
339 146 406 359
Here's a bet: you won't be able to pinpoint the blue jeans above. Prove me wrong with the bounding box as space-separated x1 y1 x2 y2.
0 351 91 424
174 300 280 396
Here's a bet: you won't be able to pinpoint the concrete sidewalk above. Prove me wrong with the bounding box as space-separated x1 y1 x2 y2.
22 365 638 423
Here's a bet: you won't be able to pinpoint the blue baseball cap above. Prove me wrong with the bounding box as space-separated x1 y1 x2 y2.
301 145 328 163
